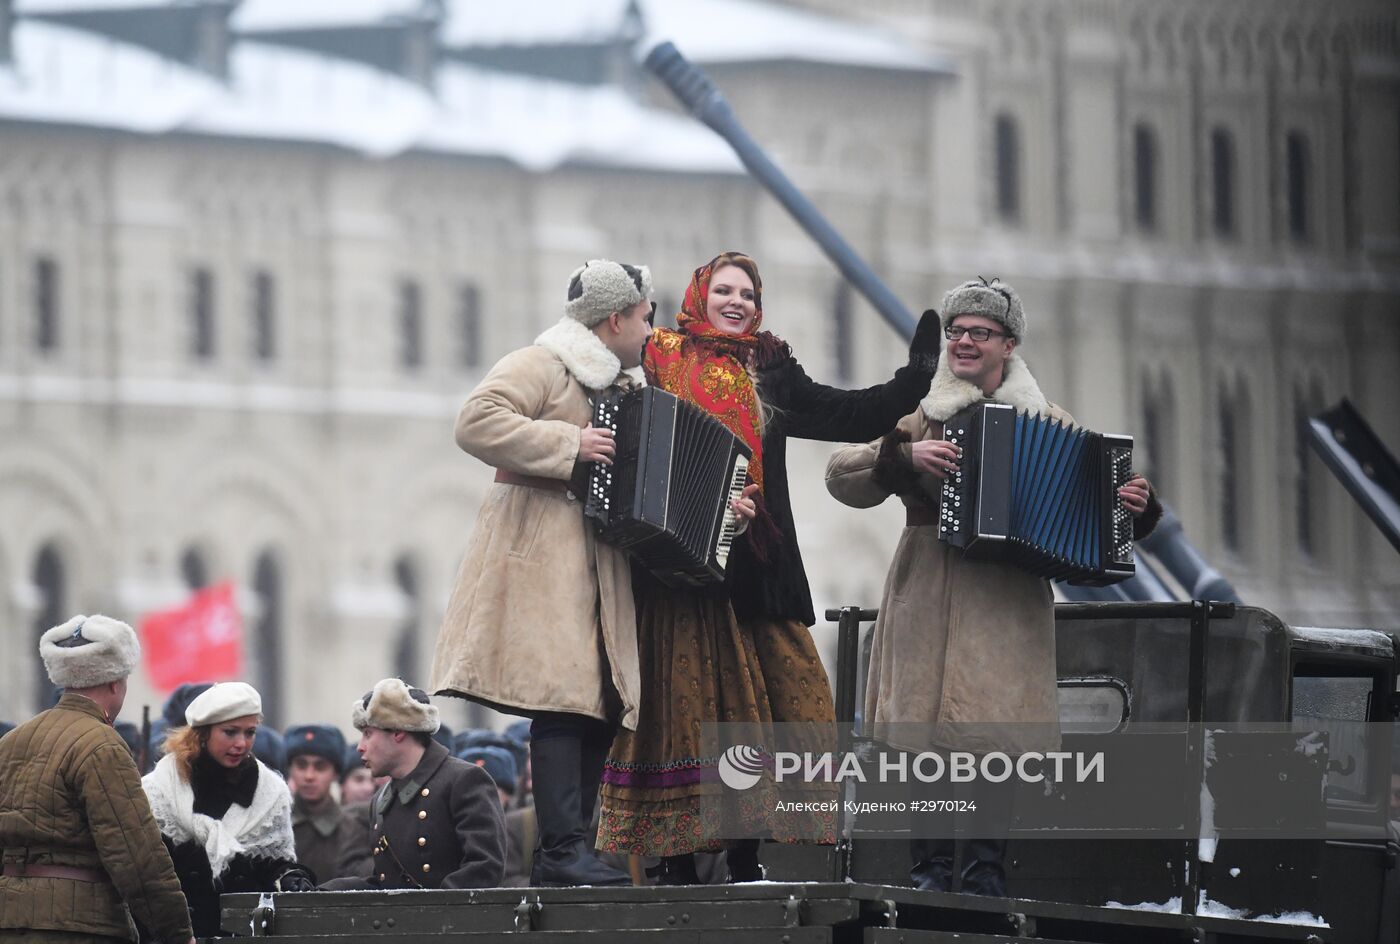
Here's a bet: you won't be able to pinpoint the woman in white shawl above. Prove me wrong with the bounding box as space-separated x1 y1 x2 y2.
142 682 312 937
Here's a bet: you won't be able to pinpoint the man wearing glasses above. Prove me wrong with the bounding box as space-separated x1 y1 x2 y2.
825 278 1160 897
429 260 653 887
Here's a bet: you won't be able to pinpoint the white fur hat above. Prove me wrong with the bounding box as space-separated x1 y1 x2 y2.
941 277 1026 340
184 681 262 727
351 678 440 734
40 615 141 689
564 259 653 327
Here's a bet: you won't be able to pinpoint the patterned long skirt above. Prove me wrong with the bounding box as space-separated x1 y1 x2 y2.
597 574 838 856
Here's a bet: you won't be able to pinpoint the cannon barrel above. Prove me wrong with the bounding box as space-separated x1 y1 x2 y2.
645 42 918 339
1138 505 1242 603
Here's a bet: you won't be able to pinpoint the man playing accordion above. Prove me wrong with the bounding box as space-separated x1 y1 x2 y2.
825 277 1161 897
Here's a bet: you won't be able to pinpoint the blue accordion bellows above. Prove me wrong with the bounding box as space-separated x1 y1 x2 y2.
939 402 1135 586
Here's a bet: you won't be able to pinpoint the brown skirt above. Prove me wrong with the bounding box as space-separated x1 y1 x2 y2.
597 575 837 857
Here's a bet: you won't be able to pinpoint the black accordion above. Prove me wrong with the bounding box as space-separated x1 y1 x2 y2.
938 402 1135 586
584 387 752 588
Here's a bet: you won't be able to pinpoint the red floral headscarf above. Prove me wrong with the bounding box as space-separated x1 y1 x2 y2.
644 252 787 557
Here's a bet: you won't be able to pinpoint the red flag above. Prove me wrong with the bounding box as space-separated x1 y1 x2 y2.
141 581 243 691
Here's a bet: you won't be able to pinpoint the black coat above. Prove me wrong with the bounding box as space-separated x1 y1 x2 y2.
321 740 506 891
161 758 299 938
725 349 934 625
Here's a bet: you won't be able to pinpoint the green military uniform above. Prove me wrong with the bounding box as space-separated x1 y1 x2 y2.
291 796 348 885
0 694 193 943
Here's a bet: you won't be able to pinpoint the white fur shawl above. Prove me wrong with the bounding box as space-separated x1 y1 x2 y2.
534 318 623 392
920 353 1050 422
143 754 295 878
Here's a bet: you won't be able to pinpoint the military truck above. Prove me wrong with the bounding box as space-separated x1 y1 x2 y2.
221 599 1397 943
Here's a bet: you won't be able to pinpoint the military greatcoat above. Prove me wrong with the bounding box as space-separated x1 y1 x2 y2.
322 741 506 890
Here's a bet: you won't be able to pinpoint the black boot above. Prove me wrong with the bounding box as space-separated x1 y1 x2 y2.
959 836 1006 897
726 839 765 883
958 776 1011 897
908 835 954 892
528 736 631 887
649 854 700 886
578 724 616 833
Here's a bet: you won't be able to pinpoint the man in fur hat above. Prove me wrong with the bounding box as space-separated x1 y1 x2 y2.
826 278 1161 898
320 679 506 890
0 615 195 944
430 259 654 887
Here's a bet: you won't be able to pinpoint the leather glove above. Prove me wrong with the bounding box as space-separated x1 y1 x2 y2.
908 308 941 372
274 867 316 892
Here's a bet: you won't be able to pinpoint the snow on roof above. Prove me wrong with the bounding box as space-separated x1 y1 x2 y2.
14 0 196 12
185 40 437 158
423 62 740 173
0 19 220 134
440 0 635 48
641 0 950 73
230 0 434 34
440 0 948 74
0 19 741 173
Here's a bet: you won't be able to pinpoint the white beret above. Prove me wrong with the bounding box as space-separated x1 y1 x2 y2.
40 615 140 689
184 681 262 727
351 678 440 734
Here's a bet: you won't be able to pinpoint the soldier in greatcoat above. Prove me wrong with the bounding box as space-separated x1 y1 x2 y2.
284 724 350 884
0 615 194 944
321 679 506 890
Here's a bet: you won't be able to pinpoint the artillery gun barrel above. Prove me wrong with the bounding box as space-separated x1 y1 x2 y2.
1138 505 1242 603
645 42 918 340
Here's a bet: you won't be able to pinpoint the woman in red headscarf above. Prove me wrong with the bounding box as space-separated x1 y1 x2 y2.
596 252 941 883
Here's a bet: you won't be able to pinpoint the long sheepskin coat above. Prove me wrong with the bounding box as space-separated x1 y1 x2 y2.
826 354 1161 755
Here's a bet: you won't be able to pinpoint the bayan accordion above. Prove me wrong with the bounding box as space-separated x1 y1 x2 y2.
584 387 751 588
938 402 1136 586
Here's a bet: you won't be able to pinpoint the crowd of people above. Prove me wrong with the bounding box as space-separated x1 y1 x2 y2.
0 254 1160 942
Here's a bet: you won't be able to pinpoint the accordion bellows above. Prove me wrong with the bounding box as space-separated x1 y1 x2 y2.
939 402 1136 586
585 387 751 587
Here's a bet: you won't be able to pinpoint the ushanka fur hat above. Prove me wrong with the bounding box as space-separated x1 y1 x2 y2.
564 259 653 327
940 277 1026 340
351 678 440 734
39 615 140 689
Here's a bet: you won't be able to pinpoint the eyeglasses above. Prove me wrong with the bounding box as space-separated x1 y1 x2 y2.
945 324 1007 342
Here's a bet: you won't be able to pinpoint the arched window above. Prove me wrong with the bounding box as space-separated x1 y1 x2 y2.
251 269 276 362
190 267 215 361
32 544 65 710
1140 372 1175 501
34 256 59 353
458 283 481 370
831 281 854 384
1217 379 1251 554
1133 123 1159 233
398 278 423 371
392 555 421 682
1210 127 1236 238
251 550 283 726
994 113 1022 224
180 547 208 591
1286 131 1310 243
